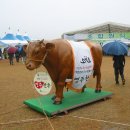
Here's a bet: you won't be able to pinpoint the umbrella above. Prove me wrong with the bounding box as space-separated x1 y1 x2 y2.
102 40 128 55
7 46 17 53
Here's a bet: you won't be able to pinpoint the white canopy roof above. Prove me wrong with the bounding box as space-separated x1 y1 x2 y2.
62 22 130 36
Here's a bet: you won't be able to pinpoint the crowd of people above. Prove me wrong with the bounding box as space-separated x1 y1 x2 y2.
0 46 26 65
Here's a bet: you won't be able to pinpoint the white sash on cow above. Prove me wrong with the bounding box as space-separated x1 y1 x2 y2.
67 40 94 89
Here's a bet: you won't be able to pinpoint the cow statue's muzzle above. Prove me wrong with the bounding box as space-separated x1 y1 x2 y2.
25 52 48 70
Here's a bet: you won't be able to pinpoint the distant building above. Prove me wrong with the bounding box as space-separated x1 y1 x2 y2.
62 22 130 46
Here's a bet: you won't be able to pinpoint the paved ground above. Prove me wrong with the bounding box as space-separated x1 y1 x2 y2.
0 56 130 130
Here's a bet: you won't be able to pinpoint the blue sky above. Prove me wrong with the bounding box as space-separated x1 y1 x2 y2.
0 0 130 40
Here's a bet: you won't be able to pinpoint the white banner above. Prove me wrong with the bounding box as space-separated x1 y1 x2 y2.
68 40 94 89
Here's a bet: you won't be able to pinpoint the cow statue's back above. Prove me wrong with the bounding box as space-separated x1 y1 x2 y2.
24 39 102 104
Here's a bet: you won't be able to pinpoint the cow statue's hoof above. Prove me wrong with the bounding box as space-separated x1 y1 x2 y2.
95 89 101 93
51 95 56 100
98 89 101 92
53 97 62 105
53 100 62 105
81 85 86 93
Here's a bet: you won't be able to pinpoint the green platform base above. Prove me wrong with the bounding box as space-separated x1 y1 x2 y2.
24 88 112 117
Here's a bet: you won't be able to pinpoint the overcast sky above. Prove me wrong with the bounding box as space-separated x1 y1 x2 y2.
0 0 130 40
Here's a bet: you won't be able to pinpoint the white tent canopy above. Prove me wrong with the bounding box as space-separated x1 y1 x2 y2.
23 33 31 41
1 33 20 46
63 22 130 36
16 34 28 45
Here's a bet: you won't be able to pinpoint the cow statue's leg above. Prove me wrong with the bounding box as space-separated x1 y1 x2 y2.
53 69 70 105
91 44 102 93
53 82 65 104
94 69 102 93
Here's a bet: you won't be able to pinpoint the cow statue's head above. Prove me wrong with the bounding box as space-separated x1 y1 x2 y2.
23 39 55 70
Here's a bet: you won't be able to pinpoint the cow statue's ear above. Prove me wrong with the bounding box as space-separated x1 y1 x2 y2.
39 39 44 44
45 43 55 51
39 39 45 48
23 45 27 52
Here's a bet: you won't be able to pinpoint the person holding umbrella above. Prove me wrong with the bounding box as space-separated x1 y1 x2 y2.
113 55 125 85
102 40 128 85
7 46 17 65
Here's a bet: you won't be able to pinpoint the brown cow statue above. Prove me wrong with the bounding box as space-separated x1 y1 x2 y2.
24 39 102 104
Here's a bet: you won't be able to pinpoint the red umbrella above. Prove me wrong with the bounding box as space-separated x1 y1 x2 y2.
7 47 17 53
